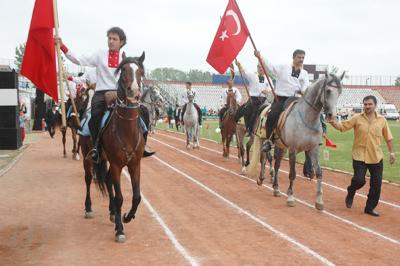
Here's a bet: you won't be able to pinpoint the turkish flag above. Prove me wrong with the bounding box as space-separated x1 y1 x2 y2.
206 0 250 74
325 137 337 148
21 0 58 102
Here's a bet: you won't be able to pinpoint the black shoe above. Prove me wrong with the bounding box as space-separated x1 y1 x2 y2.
143 147 155 158
86 148 100 163
345 193 353 208
364 208 380 217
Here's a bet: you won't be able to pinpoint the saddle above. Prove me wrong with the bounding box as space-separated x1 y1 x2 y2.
276 100 298 135
77 92 118 137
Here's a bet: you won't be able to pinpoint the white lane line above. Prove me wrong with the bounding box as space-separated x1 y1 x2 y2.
152 156 335 266
122 169 199 266
155 132 400 210
152 138 400 246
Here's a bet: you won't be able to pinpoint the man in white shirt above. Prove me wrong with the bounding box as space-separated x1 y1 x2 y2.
68 68 97 91
218 80 242 128
181 81 202 126
234 61 271 134
58 27 154 161
256 49 310 145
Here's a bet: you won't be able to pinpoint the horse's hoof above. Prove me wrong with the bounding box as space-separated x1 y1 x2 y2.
122 213 135 223
287 200 296 207
75 154 81 160
256 178 264 186
63 154 67 158
270 169 275 177
84 211 93 219
109 215 115 223
186 145 191 150
241 167 246 174
315 202 324 211
273 189 281 197
115 234 126 243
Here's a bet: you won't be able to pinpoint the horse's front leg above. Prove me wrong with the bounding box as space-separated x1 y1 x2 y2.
226 134 232 158
266 149 274 183
61 127 67 158
110 165 125 243
123 162 141 223
245 136 253 166
257 147 267 186
221 133 226 158
71 129 80 160
185 128 191 149
309 147 324 210
272 147 284 197
84 166 93 219
106 169 116 223
287 150 297 207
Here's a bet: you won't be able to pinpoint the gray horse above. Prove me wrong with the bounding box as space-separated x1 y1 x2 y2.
183 90 200 149
141 85 164 133
259 73 344 210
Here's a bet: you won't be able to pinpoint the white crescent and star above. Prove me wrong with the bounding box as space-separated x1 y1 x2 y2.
219 9 242 42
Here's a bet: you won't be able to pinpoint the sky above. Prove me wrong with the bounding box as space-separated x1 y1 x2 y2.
0 0 399 76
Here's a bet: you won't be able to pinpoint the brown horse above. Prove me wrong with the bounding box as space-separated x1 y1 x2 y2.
220 91 238 159
60 87 93 160
94 52 146 243
76 86 97 219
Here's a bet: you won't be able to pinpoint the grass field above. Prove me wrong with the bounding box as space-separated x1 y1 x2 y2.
157 119 400 183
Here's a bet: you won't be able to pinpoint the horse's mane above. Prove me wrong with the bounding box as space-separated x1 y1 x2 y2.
303 74 343 98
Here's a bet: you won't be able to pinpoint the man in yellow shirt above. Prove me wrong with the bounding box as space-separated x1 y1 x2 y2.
329 95 396 217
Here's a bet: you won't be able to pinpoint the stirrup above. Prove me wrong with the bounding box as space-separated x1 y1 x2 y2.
86 148 100 163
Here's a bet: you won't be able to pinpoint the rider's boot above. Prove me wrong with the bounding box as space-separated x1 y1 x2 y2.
143 131 155 157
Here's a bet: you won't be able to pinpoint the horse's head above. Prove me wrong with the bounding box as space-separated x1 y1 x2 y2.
115 51 145 106
150 85 165 106
319 72 345 120
227 90 238 115
187 90 195 103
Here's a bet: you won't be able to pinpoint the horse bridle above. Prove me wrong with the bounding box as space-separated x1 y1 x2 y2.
304 75 339 114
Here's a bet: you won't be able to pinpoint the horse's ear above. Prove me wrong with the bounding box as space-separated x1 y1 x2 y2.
122 51 127 60
325 71 329 79
340 71 346 81
139 51 145 63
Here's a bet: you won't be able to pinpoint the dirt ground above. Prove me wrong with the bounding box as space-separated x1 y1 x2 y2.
0 130 399 265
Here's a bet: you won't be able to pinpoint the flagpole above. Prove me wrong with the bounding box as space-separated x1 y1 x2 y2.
53 0 80 127
52 0 66 127
233 0 279 103
234 59 251 101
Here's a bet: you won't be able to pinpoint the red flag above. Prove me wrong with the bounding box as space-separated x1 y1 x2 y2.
325 137 337 148
21 0 58 102
206 0 250 74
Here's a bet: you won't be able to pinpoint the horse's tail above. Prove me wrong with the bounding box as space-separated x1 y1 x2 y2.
94 160 108 196
246 135 262 178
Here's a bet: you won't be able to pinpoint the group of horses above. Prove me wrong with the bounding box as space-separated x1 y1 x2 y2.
55 53 344 242
220 72 344 210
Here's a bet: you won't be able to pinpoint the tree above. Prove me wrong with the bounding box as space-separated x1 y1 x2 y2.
14 43 26 72
187 69 212 83
395 76 400 86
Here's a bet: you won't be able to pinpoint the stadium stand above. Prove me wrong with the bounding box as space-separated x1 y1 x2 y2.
372 87 400 111
337 88 386 108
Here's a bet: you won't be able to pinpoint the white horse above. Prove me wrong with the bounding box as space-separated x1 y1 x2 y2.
140 85 164 134
183 90 199 149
